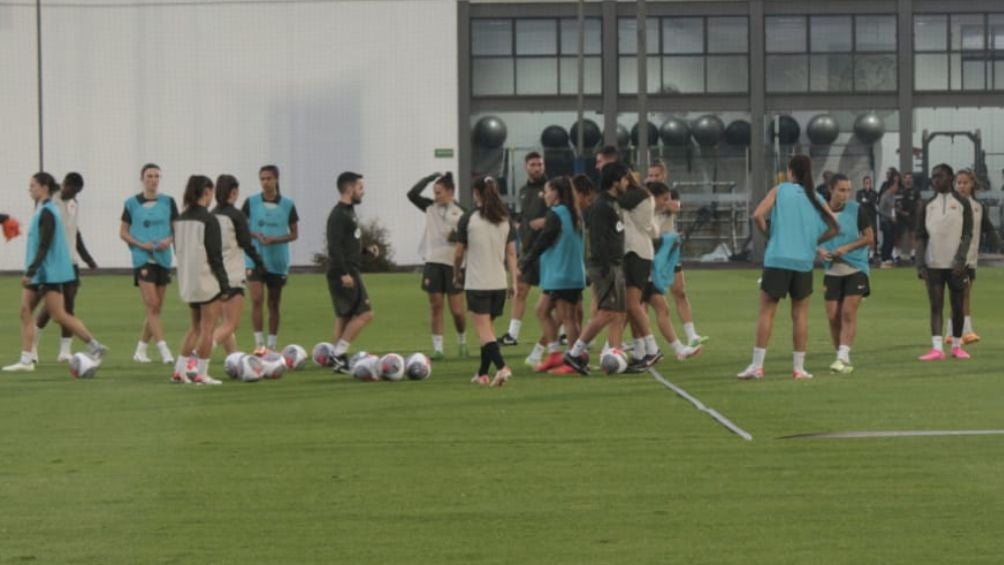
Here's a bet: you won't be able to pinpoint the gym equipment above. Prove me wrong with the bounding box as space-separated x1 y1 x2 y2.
769 115 800 145
853 113 885 144
691 115 725 147
541 125 569 149
807 114 840 145
631 122 659 147
724 120 751 146
472 116 507 149
569 119 602 149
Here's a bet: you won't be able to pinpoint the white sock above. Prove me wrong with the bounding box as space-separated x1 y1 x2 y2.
20 351 32 365
457 333 466 345
59 338 72 355
570 339 587 357
267 334 278 349
175 356 188 374
670 339 685 354
644 335 658 356
751 347 766 369
507 320 522 339
432 335 444 353
963 316 973 334
793 351 806 373
32 326 43 349
837 345 851 363
333 339 350 357
633 338 646 360
197 358 209 377
528 343 545 362
254 332 264 347
156 340 171 356
546 342 560 354
558 324 566 336
135 341 148 355
932 336 944 352
683 322 698 342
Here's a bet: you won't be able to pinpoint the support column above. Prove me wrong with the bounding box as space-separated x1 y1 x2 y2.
749 0 767 260
898 0 915 175
457 1 472 207
601 0 618 147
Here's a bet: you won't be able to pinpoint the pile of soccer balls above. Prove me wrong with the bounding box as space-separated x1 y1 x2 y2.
312 342 431 382
224 344 309 382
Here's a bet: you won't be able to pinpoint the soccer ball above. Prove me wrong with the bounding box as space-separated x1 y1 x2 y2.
261 352 287 379
69 352 98 379
282 344 308 370
352 354 381 382
312 342 336 367
600 349 628 375
379 353 406 381
405 352 432 381
348 351 371 370
239 354 265 382
224 352 246 379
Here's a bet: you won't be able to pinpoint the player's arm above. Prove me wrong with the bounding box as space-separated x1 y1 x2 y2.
326 209 349 278
156 199 179 251
953 196 973 274
204 213 230 293
816 202 840 244
751 187 777 235
407 174 437 212
233 210 265 271
519 210 561 269
914 200 929 276
506 238 519 297
25 208 56 279
452 210 471 287
76 232 98 269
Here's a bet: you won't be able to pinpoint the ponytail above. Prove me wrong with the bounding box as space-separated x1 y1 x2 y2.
472 176 508 225
183 175 213 209
548 176 581 232
787 155 827 219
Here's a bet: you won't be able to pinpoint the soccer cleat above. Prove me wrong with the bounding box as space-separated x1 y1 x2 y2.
548 364 577 375
497 333 518 346
687 335 710 347
161 355 174 366
647 351 664 367
962 332 980 345
430 350 445 361
829 359 854 374
30 349 39 363
57 352 72 363
918 348 946 361
458 344 469 359
470 374 490 386
524 355 542 368
192 374 222 386
625 357 649 373
170 372 191 384
736 365 764 380
792 369 814 380
534 351 565 373
951 346 970 360
676 345 702 361
2 361 36 372
563 352 590 376
89 343 109 362
253 346 268 357
490 367 511 387
133 352 153 363
331 354 350 374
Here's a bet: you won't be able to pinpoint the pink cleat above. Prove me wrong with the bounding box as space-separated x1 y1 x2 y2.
951 346 970 360
918 348 946 361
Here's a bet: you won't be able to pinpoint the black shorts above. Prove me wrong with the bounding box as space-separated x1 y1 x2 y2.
641 281 663 302
188 292 224 309
134 264 171 287
925 268 969 293
589 266 626 312
67 265 81 286
421 263 461 295
248 270 288 289
27 283 64 295
823 272 871 302
760 267 813 300
545 288 583 305
518 257 540 286
466 289 506 318
328 273 372 318
224 287 245 299
674 264 683 273
623 253 652 290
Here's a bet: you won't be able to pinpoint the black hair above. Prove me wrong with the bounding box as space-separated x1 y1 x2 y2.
649 159 667 172
215 174 239 206
183 175 213 209
669 188 680 200
337 171 363 194
436 172 455 191
140 163 160 178
598 145 619 159
932 163 954 178
33 172 60 195
571 174 594 195
472 176 508 225
525 151 542 163
63 172 84 190
827 173 849 189
788 154 827 219
259 164 280 195
547 176 581 232
645 181 670 197
601 162 629 191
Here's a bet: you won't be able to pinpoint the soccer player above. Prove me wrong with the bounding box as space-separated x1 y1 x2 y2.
33 172 98 362
518 176 586 374
407 171 467 359
454 177 518 387
818 174 873 374
563 162 631 376
737 155 838 380
856 175 879 259
620 174 661 371
242 165 299 354
945 169 999 347
916 164 973 361
498 152 547 347
121 163 177 365
172 175 229 385
212 175 266 354
4 173 107 372
325 172 377 373
896 172 920 263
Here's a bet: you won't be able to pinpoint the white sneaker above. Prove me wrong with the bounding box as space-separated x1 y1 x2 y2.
524 355 541 368
170 372 191 384
161 354 174 365
57 352 72 363
2 361 36 372
192 374 222 386
490 367 511 388
30 349 39 363
88 343 109 361
676 345 702 361
736 365 764 380
133 352 152 363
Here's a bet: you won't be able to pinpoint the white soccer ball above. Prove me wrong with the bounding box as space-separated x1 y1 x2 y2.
349 351 371 370
69 352 98 379
312 342 336 367
224 352 246 379
379 353 406 381
352 354 381 382
600 349 628 375
282 344 308 370
239 354 265 382
261 352 287 379
405 352 432 381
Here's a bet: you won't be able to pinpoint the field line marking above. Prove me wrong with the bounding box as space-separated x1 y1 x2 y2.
780 430 1004 440
648 368 753 441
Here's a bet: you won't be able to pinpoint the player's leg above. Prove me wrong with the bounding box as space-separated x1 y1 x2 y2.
248 279 265 351
919 271 947 360
4 287 44 371
265 281 283 351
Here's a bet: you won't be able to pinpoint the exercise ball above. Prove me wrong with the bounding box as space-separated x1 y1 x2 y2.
569 119 602 149
541 125 569 149
631 122 659 147
613 125 630 148
691 114 725 147
724 120 752 146
472 116 507 149
853 113 885 144
807 114 840 145
660 118 691 146
769 115 800 145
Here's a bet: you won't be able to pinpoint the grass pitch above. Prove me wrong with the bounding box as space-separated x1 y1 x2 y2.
1 268 1003 564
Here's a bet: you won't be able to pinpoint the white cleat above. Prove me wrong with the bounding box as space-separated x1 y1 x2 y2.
676 345 702 361
161 355 175 365
490 367 512 388
192 374 222 386
57 352 73 363
133 352 152 363
2 361 36 372
736 365 764 380
30 349 39 364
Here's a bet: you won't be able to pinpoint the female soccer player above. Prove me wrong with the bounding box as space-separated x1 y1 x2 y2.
737 155 838 380
121 163 177 365
243 165 299 354
212 175 265 354
454 177 518 387
408 172 467 359
818 174 873 374
3 173 107 372
915 164 973 361
172 175 229 385
518 176 586 374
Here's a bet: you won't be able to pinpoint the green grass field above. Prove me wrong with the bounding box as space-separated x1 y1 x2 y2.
1 268 1003 564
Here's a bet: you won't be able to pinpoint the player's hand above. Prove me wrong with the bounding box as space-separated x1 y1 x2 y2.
140 241 156 252
917 267 928 280
952 263 966 278
507 285 515 299
340 274 355 289
831 246 846 259
816 248 831 262
87 261 98 269
21 276 30 288
155 239 171 251
220 288 232 301
366 244 380 258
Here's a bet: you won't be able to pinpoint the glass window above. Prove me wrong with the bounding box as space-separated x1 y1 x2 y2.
914 15 947 52
992 15 1004 50
662 56 704 93
472 19 513 56
559 56 602 95
515 57 558 94
619 17 659 55
663 18 704 54
560 18 601 55
708 17 748 53
994 61 1004 89
766 16 807 53
810 16 852 53
707 55 748 92
472 58 514 96
951 14 985 51
951 54 986 90
855 15 897 52
914 53 949 90
854 54 897 91
619 56 661 94
810 54 853 91
766 54 808 92
516 19 557 55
